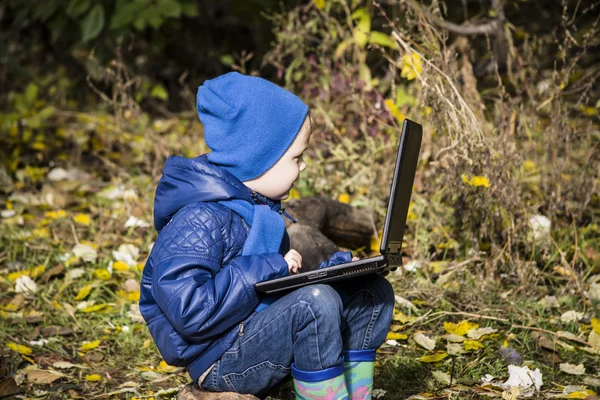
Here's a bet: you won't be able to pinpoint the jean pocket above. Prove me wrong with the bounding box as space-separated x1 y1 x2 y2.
222 361 291 396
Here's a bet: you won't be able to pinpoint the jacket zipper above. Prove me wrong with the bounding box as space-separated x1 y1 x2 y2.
239 321 245 336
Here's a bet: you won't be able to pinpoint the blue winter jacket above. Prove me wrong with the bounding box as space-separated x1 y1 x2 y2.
139 155 291 382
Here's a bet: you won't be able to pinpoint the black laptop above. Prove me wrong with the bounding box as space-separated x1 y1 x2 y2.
255 119 422 294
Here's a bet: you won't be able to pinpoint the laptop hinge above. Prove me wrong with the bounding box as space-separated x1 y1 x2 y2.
387 241 402 254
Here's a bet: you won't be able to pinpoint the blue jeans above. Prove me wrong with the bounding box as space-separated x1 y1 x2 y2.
200 274 395 398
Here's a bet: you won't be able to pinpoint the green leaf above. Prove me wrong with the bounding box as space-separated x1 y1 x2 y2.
80 4 105 42
181 2 199 17
220 55 234 67
158 0 182 18
66 0 91 18
110 0 148 30
352 9 370 48
35 0 60 22
25 83 39 105
368 31 398 49
150 84 168 101
334 38 354 59
48 14 68 43
350 7 369 20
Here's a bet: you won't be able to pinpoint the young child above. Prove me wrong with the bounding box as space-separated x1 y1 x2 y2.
139 72 395 399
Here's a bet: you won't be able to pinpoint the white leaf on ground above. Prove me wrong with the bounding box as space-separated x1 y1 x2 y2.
537 295 559 309
128 303 144 323
589 330 600 348
431 370 451 385
559 363 585 375
560 310 584 323
447 343 467 355
48 167 91 182
123 279 140 293
112 244 140 266
467 327 498 339
15 276 37 293
584 376 600 387
403 260 421 272
394 295 416 309
529 215 551 240
372 389 387 399
47 168 68 181
500 365 543 391
66 268 85 280
98 185 137 200
29 339 49 346
586 283 600 301
481 374 495 383
124 216 150 228
76 300 94 310
385 339 398 346
1 209 16 218
72 244 97 263
414 333 436 350
445 334 466 342
53 361 85 369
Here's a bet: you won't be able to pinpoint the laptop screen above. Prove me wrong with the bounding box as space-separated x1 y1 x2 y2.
379 119 423 261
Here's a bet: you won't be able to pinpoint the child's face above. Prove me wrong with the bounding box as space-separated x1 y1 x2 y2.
244 116 311 200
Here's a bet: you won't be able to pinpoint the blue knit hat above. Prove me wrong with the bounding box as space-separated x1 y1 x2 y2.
197 72 309 182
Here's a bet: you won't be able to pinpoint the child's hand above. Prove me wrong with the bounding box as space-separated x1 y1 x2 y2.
285 249 302 274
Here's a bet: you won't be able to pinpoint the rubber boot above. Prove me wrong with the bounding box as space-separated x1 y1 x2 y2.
292 363 349 400
342 350 376 400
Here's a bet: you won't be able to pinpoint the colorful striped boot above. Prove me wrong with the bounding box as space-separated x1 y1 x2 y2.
342 350 376 400
292 363 349 400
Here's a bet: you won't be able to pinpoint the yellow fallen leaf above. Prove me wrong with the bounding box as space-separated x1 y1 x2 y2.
393 309 409 323
7 265 46 282
112 261 130 272
387 332 408 340
288 188 301 200
143 339 152 349
338 193 350 204
384 99 405 123
126 291 140 302
314 0 325 10
566 390 597 399
463 339 484 351
461 174 490 188
156 360 178 373
420 351 448 363
94 269 111 280
522 160 537 171
7 342 33 355
80 340 101 351
45 210 68 220
444 320 479 336
74 284 93 301
400 52 422 81
85 374 102 381
80 304 108 313
370 230 382 252
73 213 91 226
31 227 50 238
591 318 600 334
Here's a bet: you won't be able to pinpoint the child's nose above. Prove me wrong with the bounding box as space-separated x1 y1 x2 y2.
299 161 307 171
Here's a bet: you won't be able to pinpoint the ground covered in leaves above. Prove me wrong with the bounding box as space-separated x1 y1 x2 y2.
0 132 599 399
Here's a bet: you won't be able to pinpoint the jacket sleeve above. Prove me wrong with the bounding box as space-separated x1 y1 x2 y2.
150 208 289 341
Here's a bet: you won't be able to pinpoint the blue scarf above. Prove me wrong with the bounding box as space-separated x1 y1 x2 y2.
219 192 296 312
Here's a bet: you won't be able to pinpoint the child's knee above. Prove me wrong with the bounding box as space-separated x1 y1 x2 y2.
294 284 343 320
369 274 395 307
